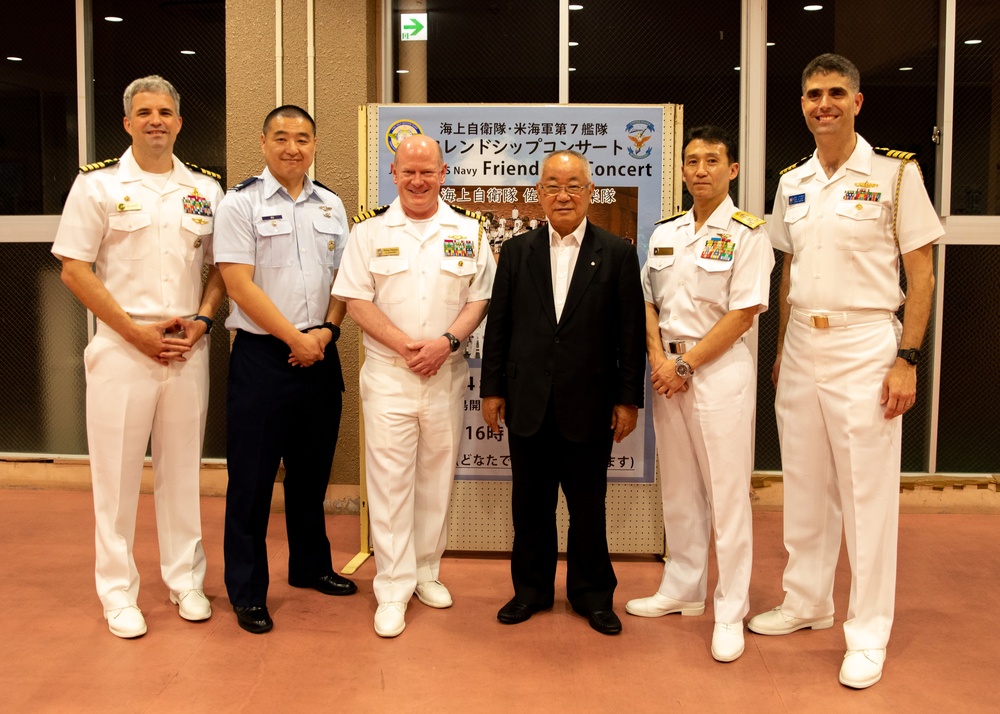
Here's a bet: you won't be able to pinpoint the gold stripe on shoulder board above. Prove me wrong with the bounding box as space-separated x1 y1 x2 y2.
873 147 917 161
779 154 812 176
352 205 390 225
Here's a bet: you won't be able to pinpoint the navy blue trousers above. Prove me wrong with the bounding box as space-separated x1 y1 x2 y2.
224 329 344 606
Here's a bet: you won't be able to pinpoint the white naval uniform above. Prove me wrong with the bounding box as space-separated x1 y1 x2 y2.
332 197 496 604
641 196 773 625
52 147 223 611
769 135 943 650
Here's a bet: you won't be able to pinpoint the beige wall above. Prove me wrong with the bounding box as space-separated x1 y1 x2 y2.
226 0 379 493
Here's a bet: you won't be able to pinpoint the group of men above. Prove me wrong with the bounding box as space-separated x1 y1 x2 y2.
53 52 940 691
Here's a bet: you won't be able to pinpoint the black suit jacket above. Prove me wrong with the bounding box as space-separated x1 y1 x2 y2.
480 222 646 442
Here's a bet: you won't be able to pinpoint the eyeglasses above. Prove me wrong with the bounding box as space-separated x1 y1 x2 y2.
538 183 591 196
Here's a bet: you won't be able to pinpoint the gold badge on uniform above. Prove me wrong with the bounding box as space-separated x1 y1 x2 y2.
192 217 209 225
194 237 202 248
653 246 673 256
117 197 142 212
376 247 400 257
327 240 335 251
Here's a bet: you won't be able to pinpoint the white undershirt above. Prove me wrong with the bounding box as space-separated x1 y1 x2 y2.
549 219 585 322
141 169 172 193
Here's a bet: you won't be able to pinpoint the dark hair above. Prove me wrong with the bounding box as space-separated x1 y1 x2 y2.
801 53 860 94
262 105 316 135
683 125 737 164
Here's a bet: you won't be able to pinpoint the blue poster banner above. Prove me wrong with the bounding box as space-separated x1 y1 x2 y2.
368 104 678 484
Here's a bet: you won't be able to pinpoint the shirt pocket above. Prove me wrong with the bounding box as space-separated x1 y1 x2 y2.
255 219 294 268
645 253 675 301
692 255 734 305
834 201 882 252
314 217 342 266
180 215 213 262
783 203 811 253
440 257 477 304
107 212 152 260
369 256 409 304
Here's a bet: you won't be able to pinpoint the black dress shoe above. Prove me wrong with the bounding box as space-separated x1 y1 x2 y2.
497 597 552 625
288 572 358 596
582 609 622 635
234 605 273 634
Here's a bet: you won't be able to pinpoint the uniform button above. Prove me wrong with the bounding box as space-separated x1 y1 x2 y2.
671 315 678 320
679 280 685 287
554 337 560 343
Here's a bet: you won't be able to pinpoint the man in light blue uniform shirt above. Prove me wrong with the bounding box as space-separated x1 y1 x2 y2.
214 105 357 634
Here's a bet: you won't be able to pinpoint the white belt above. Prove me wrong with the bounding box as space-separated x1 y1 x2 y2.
791 308 892 329
364 350 464 368
663 336 745 355
664 340 696 355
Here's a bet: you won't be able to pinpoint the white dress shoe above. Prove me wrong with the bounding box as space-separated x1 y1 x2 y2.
839 649 885 689
170 589 212 621
747 606 833 635
711 622 745 662
374 601 407 638
105 605 147 638
415 580 453 609
625 592 705 618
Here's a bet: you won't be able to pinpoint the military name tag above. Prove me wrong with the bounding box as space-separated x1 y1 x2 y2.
376 247 400 257
653 246 673 256
117 201 142 212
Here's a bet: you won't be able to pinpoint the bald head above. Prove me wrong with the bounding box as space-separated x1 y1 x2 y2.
395 135 444 165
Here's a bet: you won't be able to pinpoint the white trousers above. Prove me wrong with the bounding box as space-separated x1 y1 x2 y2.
775 317 901 650
360 355 467 604
85 324 209 610
653 343 755 625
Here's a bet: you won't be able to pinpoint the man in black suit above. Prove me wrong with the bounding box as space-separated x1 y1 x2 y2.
480 149 646 635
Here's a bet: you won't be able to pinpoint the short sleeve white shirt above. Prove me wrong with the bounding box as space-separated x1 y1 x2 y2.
52 147 224 320
332 197 496 360
641 195 774 342
769 134 943 311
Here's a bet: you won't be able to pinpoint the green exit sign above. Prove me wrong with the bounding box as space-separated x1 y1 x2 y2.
400 13 427 41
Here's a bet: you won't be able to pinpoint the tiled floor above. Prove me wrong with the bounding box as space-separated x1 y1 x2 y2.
2 488 997 713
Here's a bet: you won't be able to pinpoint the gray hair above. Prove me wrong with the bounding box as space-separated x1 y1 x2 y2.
802 53 860 94
123 75 180 116
541 149 593 183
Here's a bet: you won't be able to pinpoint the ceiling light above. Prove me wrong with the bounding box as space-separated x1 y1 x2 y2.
569 41 579 47
396 69 409 74
104 16 123 22
7 56 22 61
180 50 196 55
899 66 913 71
965 39 982 45
766 41 775 46
569 67 576 72
804 4 823 10
734 66 741 71
569 4 583 10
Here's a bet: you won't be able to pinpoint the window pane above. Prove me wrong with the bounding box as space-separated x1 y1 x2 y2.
0 4 78 215
0 244 88 454
952 0 1000 215
393 0 559 102
935 245 1000 472
91 1 227 184
759 0 939 472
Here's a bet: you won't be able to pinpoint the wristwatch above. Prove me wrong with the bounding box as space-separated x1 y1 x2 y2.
897 348 920 366
674 357 695 379
444 332 461 353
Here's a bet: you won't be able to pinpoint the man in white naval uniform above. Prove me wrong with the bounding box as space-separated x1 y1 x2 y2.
332 135 495 638
626 126 773 663
53 75 225 638
747 54 942 689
